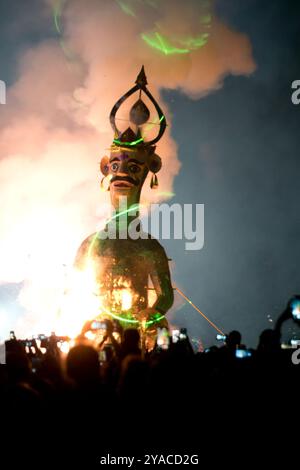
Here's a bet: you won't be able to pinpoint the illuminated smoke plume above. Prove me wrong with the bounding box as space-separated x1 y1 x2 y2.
0 0 255 338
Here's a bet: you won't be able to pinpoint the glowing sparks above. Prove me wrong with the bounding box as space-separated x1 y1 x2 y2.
108 277 137 314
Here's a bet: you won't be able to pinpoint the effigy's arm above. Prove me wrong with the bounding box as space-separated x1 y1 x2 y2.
149 241 174 315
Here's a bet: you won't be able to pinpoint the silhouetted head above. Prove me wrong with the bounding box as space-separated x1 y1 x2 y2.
226 330 242 349
119 328 141 360
66 345 100 385
258 329 280 352
39 354 62 384
6 350 31 383
123 328 140 348
118 355 149 399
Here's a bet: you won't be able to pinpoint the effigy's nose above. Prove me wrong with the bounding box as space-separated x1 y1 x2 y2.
118 161 129 174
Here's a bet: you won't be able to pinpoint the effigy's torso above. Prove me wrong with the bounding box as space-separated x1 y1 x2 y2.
75 231 169 318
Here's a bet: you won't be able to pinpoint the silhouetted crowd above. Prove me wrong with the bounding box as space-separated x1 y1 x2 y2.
1 300 299 463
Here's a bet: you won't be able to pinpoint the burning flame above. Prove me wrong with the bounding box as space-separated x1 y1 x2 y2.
109 277 135 313
121 289 132 311
51 265 137 338
54 260 102 338
13 252 139 341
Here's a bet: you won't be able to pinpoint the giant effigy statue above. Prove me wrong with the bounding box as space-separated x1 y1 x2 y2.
75 67 173 342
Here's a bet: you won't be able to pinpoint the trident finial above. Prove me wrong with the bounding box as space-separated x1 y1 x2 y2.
109 67 166 148
135 65 148 88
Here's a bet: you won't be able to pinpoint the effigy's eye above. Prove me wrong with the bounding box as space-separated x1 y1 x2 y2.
129 164 140 174
111 162 119 172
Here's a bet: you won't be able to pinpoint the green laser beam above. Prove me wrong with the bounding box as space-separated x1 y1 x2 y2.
99 307 165 327
179 34 210 49
116 0 137 17
53 0 65 34
87 204 141 259
113 137 144 146
116 0 159 17
141 31 210 55
113 116 165 147
141 32 189 55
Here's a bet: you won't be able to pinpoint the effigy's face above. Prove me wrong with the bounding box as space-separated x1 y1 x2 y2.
108 149 148 207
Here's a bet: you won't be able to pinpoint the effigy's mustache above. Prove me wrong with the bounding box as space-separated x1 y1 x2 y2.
110 175 139 186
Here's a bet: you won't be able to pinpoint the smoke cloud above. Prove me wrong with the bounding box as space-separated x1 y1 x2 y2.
0 0 255 337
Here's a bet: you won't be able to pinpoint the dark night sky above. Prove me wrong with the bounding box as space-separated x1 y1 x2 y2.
164 0 300 346
0 0 300 347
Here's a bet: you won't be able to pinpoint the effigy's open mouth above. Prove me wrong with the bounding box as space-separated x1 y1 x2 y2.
112 180 134 188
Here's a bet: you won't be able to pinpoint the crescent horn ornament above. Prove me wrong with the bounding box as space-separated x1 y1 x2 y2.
109 66 167 148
